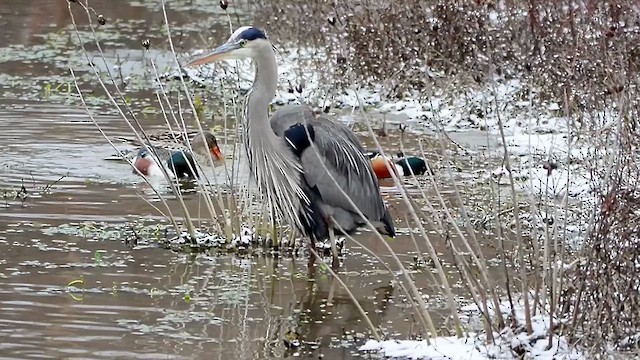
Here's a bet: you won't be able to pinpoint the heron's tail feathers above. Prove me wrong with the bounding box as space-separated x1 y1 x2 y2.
299 184 329 240
377 209 396 237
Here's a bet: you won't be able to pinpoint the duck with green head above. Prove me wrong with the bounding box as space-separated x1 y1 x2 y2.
133 131 224 179
366 150 428 180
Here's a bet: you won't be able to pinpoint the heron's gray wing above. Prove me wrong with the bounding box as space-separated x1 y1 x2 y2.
303 116 386 219
270 106 364 151
271 105 393 234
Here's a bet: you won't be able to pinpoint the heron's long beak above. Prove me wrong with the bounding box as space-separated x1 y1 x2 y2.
185 42 240 67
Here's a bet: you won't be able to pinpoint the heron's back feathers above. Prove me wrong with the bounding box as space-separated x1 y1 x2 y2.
270 105 395 238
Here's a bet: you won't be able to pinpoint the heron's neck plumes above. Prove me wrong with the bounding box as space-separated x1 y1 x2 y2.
247 50 277 117
244 45 308 230
245 46 279 160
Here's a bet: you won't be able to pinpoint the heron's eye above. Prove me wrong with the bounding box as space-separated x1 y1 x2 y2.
239 39 248 47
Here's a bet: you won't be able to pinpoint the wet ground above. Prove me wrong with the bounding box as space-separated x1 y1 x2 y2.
0 1 501 359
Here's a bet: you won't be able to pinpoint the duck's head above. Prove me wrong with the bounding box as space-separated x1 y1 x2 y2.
191 131 224 161
370 155 400 180
396 157 428 176
133 149 153 175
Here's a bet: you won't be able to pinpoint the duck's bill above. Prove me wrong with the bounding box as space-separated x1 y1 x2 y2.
211 146 224 161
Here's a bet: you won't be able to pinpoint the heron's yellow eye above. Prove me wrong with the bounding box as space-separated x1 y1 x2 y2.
239 39 248 47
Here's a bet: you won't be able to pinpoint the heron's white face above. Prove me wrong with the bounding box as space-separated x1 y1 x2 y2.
185 26 269 66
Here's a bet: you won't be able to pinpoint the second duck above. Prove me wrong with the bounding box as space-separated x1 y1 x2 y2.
133 131 224 179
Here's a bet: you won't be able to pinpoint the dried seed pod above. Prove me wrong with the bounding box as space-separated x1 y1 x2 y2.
141 39 150 50
295 79 305 94
97 14 106 25
605 84 625 95
542 161 558 176
219 0 228 10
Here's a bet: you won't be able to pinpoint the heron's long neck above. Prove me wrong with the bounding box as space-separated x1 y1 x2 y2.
246 50 277 127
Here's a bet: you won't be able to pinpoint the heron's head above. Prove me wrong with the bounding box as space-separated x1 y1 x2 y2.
186 26 268 66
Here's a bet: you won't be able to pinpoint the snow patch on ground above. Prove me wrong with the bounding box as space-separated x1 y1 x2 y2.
360 300 585 359
360 337 489 359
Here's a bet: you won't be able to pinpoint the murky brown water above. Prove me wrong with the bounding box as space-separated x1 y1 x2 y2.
0 1 500 359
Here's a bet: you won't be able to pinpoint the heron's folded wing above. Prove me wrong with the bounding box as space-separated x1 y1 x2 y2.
271 105 392 231
301 116 387 222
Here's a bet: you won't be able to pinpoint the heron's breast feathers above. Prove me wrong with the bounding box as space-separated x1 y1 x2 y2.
245 133 311 231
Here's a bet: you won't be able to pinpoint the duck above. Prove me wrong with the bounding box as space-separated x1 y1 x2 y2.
366 151 428 180
131 131 224 179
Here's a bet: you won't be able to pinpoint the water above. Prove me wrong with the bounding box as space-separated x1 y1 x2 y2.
0 1 499 358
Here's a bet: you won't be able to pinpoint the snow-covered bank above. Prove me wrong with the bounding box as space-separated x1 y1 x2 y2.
360 300 585 359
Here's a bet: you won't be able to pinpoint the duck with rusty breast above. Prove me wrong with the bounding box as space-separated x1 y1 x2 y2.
132 131 224 179
366 151 428 180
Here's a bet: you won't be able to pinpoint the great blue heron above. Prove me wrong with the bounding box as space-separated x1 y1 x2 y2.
133 131 223 179
186 26 395 262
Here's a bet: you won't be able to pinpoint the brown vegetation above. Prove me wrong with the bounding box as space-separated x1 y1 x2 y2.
259 0 640 104
567 109 640 350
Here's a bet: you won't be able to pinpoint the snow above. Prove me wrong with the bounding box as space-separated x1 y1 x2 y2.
360 300 586 359
169 225 262 250
168 225 345 257
360 337 488 359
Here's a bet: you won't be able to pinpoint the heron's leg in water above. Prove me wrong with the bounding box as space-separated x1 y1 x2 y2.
328 223 339 266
